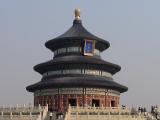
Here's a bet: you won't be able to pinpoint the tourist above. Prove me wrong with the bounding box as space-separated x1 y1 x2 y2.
49 112 53 120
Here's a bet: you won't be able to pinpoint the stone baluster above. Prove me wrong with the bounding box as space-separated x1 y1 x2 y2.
118 110 120 120
30 112 32 119
20 112 22 119
23 104 26 112
38 104 41 110
108 110 110 120
101 104 103 109
46 104 48 111
87 112 89 120
16 104 19 109
69 104 71 109
93 104 95 109
39 111 42 120
76 112 78 120
10 112 12 119
97 111 100 120
1 112 3 118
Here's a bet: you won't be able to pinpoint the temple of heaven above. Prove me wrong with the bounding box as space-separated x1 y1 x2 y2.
26 9 128 112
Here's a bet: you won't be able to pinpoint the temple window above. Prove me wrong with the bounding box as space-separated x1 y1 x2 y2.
54 47 81 56
67 47 80 52
54 47 100 56
43 69 112 78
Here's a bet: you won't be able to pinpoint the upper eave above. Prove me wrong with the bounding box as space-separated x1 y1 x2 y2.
45 20 110 51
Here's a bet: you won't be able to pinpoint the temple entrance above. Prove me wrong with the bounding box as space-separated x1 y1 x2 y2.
111 100 116 107
68 99 77 106
92 99 100 107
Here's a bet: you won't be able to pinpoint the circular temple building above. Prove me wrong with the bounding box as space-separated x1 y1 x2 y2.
26 9 128 112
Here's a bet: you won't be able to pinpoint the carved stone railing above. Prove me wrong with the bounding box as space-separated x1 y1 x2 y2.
68 105 131 115
64 106 149 120
0 104 48 120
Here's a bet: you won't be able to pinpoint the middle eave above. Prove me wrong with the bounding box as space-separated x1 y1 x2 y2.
34 55 121 75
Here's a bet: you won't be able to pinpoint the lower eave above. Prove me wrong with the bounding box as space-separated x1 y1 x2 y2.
26 76 128 93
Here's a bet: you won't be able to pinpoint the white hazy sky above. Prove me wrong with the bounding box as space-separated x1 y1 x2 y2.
0 0 160 109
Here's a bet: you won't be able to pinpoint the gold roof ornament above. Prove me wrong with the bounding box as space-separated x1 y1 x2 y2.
75 8 81 20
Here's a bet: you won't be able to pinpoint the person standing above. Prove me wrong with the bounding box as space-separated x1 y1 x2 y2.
50 112 53 120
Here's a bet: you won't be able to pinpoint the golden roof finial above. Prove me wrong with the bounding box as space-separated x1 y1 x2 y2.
75 8 81 20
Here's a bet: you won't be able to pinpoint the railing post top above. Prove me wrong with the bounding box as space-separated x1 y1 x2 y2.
93 104 95 108
16 104 19 108
38 104 41 110
46 104 48 111
101 104 103 109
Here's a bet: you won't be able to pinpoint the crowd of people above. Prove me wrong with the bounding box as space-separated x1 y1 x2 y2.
138 107 147 114
151 105 160 120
